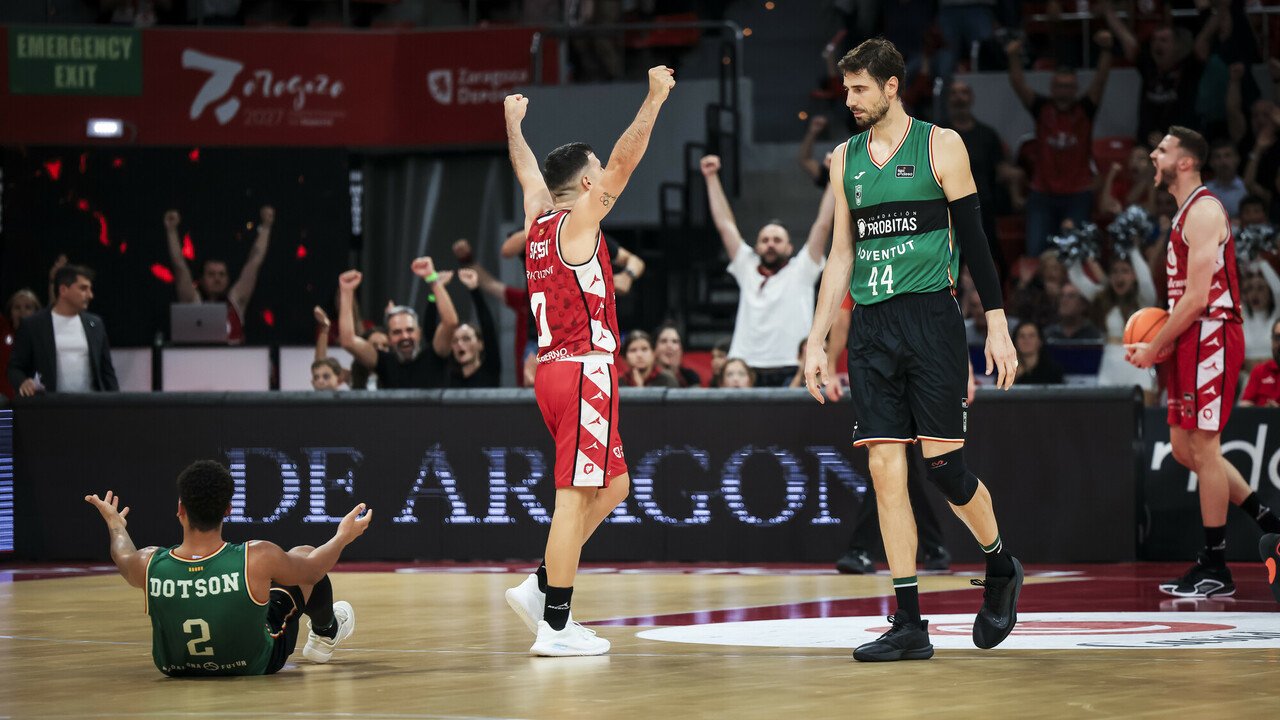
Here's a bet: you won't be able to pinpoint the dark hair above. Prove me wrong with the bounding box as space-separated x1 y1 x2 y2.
177 460 234 532
623 329 654 355
1167 126 1208 170
199 258 227 275
543 142 594 194
712 337 731 354
1240 195 1266 213
311 358 342 375
654 322 682 344
1053 65 1076 77
836 38 904 90
53 264 94 292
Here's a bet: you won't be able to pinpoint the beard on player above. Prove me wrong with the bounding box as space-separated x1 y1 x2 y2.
851 93 890 130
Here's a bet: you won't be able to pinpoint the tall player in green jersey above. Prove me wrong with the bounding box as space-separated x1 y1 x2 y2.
85 460 370 676
804 38 1023 662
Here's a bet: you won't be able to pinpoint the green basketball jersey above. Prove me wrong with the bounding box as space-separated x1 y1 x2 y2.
843 117 958 305
146 542 274 676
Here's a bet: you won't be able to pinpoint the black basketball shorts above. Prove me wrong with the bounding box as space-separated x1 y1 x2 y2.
846 289 968 446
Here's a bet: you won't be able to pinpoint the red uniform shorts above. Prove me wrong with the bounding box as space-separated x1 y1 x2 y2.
534 358 627 488
1163 319 1244 433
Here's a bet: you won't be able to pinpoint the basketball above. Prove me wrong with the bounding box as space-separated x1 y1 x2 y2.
1123 306 1170 346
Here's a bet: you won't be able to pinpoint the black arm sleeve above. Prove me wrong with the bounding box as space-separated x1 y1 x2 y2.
949 192 1004 311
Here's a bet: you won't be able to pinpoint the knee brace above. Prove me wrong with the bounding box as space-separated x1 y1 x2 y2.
925 448 979 505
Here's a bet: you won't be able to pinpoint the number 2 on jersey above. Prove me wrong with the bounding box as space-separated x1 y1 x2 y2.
530 291 552 348
183 618 214 656
867 264 894 297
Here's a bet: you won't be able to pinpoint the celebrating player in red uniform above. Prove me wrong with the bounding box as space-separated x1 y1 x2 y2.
501 66 675 656
1128 126 1280 598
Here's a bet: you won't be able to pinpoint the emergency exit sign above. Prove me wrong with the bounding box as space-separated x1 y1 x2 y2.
9 27 141 95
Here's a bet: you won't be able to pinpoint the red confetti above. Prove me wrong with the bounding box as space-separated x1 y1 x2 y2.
182 233 195 261
262 309 275 327
43 159 62 181
188 148 200 162
76 198 90 211
295 244 308 259
150 264 175 283
112 157 124 168
119 242 128 254
93 211 109 246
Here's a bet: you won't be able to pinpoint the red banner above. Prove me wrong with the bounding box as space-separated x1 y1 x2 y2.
0 26 550 146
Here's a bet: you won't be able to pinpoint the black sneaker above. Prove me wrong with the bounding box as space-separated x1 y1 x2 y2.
852 615 934 662
921 545 951 571
835 549 875 575
971 556 1023 650
1258 533 1280 603
1158 559 1235 598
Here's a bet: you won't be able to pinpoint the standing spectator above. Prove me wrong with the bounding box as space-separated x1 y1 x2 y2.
1013 321 1064 385
620 331 679 388
1102 4 1218 143
311 358 344 391
1241 262 1280 371
701 154 834 386
1099 144 1157 218
447 268 501 388
1240 104 1280 212
311 305 352 389
1008 252 1064 331
653 324 702 387
336 260 458 390
1207 139 1248 219
1068 253 1157 398
8 265 118 396
1006 30 1114 256
935 0 995 84
708 337 730 388
947 79 1023 275
163 207 274 345
1240 319 1280 407
1 289 42 400
1043 282 1103 343
719 358 755 389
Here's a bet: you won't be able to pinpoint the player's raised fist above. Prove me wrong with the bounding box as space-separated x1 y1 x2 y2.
700 155 721 176
339 269 363 291
504 94 529 123
648 66 675 101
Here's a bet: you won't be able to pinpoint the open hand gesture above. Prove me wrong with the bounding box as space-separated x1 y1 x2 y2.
85 490 131 531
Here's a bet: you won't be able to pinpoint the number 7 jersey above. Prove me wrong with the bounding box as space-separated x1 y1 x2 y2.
526 209 620 362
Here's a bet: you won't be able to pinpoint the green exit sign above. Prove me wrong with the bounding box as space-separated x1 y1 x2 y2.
9 26 142 96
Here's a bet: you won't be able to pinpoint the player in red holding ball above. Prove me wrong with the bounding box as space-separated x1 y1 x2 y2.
1127 126 1280 598
501 67 676 656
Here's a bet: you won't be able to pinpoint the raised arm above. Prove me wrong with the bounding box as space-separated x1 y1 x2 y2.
806 186 836 264
228 205 274 313
1225 63 1247 145
560 66 676 263
85 491 158 589
803 142 855 404
163 210 199 303
1193 3 1222 63
798 115 828 181
1086 29 1115 107
1131 246 1156 307
313 306 331 361
249 503 371 588
1099 0 1139 63
505 95 556 233
461 269 502 378
1067 258 1104 301
700 154 747 260
1244 126 1276 203
1004 39 1036 111
1254 258 1280 300
337 270 378 370
934 127 1016 389
501 228 528 259
411 256 458 358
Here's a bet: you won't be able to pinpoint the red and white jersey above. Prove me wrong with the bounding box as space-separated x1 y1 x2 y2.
526 209 620 363
1166 185 1241 324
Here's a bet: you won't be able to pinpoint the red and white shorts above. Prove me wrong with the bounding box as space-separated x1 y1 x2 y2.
1162 319 1244 433
535 357 627 488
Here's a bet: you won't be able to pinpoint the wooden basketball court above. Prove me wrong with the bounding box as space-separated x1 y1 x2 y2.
2 562 1278 719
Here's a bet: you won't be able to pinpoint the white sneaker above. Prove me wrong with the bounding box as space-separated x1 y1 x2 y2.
529 620 610 657
302 600 355 664
504 573 545 635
